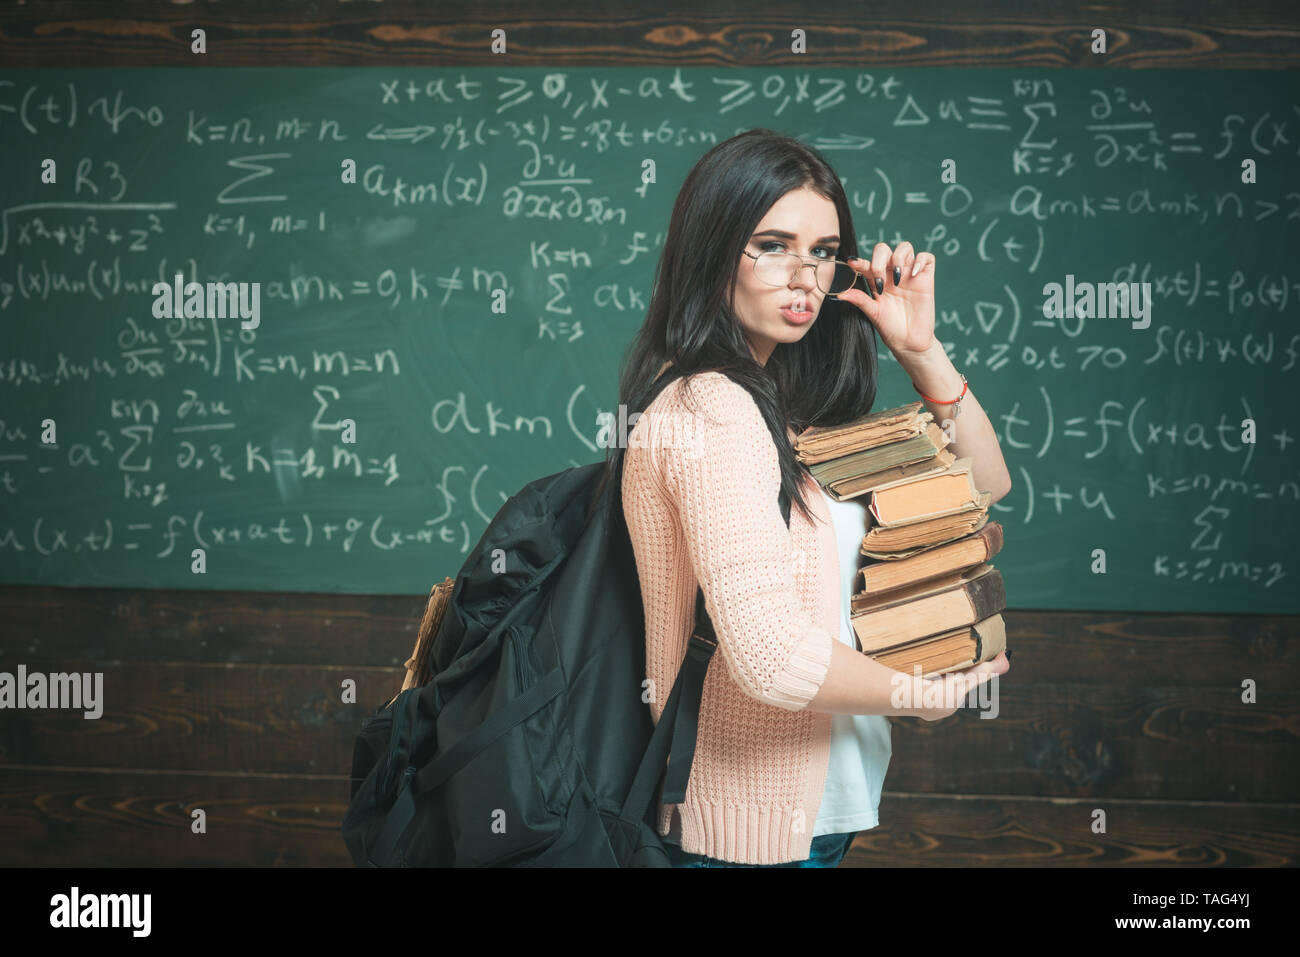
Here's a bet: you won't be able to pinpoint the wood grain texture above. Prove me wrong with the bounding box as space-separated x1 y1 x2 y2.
1 649 1295 803
0 768 349 867
3 770 1294 867
844 792 1300 867
0 0 1298 68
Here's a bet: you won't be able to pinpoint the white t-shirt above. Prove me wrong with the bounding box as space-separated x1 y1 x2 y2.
810 485 892 837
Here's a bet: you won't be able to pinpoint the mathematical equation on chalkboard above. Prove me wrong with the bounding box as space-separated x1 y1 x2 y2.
0 68 1295 611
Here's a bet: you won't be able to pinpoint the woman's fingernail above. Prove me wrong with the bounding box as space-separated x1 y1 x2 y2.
911 259 923 278
893 266 902 286
875 277 884 295
1005 650 1013 663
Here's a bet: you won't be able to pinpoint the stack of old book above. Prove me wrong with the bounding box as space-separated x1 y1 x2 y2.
795 402 1007 678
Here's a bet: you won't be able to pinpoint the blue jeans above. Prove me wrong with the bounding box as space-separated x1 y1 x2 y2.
663 831 857 868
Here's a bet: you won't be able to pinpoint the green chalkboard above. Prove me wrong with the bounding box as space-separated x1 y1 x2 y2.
0 67 1297 612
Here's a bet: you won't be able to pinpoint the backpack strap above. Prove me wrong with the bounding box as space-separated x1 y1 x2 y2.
654 484 793 807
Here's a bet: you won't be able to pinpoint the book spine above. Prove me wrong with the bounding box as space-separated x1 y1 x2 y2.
981 521 1004 561
965 569 1006 621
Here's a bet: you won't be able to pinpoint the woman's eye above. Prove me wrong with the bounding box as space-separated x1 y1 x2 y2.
760 241 836 258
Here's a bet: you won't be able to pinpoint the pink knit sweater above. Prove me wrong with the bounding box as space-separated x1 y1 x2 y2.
621 370 841 864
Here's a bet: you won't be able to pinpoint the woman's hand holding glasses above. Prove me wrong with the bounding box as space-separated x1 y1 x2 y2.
837 241 938 363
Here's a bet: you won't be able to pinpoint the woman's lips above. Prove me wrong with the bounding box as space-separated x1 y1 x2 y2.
782 289 814 324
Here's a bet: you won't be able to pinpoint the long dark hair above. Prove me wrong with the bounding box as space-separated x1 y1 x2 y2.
596 128 879 525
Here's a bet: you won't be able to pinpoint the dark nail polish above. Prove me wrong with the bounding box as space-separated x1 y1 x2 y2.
875 277 884 295
1005 650 1013 663
893 266 902 286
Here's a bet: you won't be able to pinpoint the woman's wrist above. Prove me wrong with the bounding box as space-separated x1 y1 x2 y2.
897 339 963 400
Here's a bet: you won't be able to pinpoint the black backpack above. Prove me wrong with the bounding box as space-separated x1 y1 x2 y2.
341 379 793 866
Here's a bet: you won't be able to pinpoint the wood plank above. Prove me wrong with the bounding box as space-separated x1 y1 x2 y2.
0 658 401 775
998 611 1300 685
0 585 428 667
4 585 1297 681
0 1 1296 68
0 768 351 866
3 769 1294 866
842 792 1300 867
883 684 1300 802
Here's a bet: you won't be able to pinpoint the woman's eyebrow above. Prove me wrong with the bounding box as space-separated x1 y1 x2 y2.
750 229 840 243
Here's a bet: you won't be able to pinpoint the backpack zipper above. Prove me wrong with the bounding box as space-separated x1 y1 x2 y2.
511 625 531 690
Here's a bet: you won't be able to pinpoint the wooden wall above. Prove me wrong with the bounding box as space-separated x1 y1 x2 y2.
1 0 1297 867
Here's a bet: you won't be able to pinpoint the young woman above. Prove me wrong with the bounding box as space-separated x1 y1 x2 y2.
601 129 1012 867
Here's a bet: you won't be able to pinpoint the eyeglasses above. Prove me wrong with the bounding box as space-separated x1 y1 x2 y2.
741 249 860 298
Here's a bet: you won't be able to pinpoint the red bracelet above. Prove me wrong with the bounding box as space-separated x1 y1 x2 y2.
912 374 968 413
